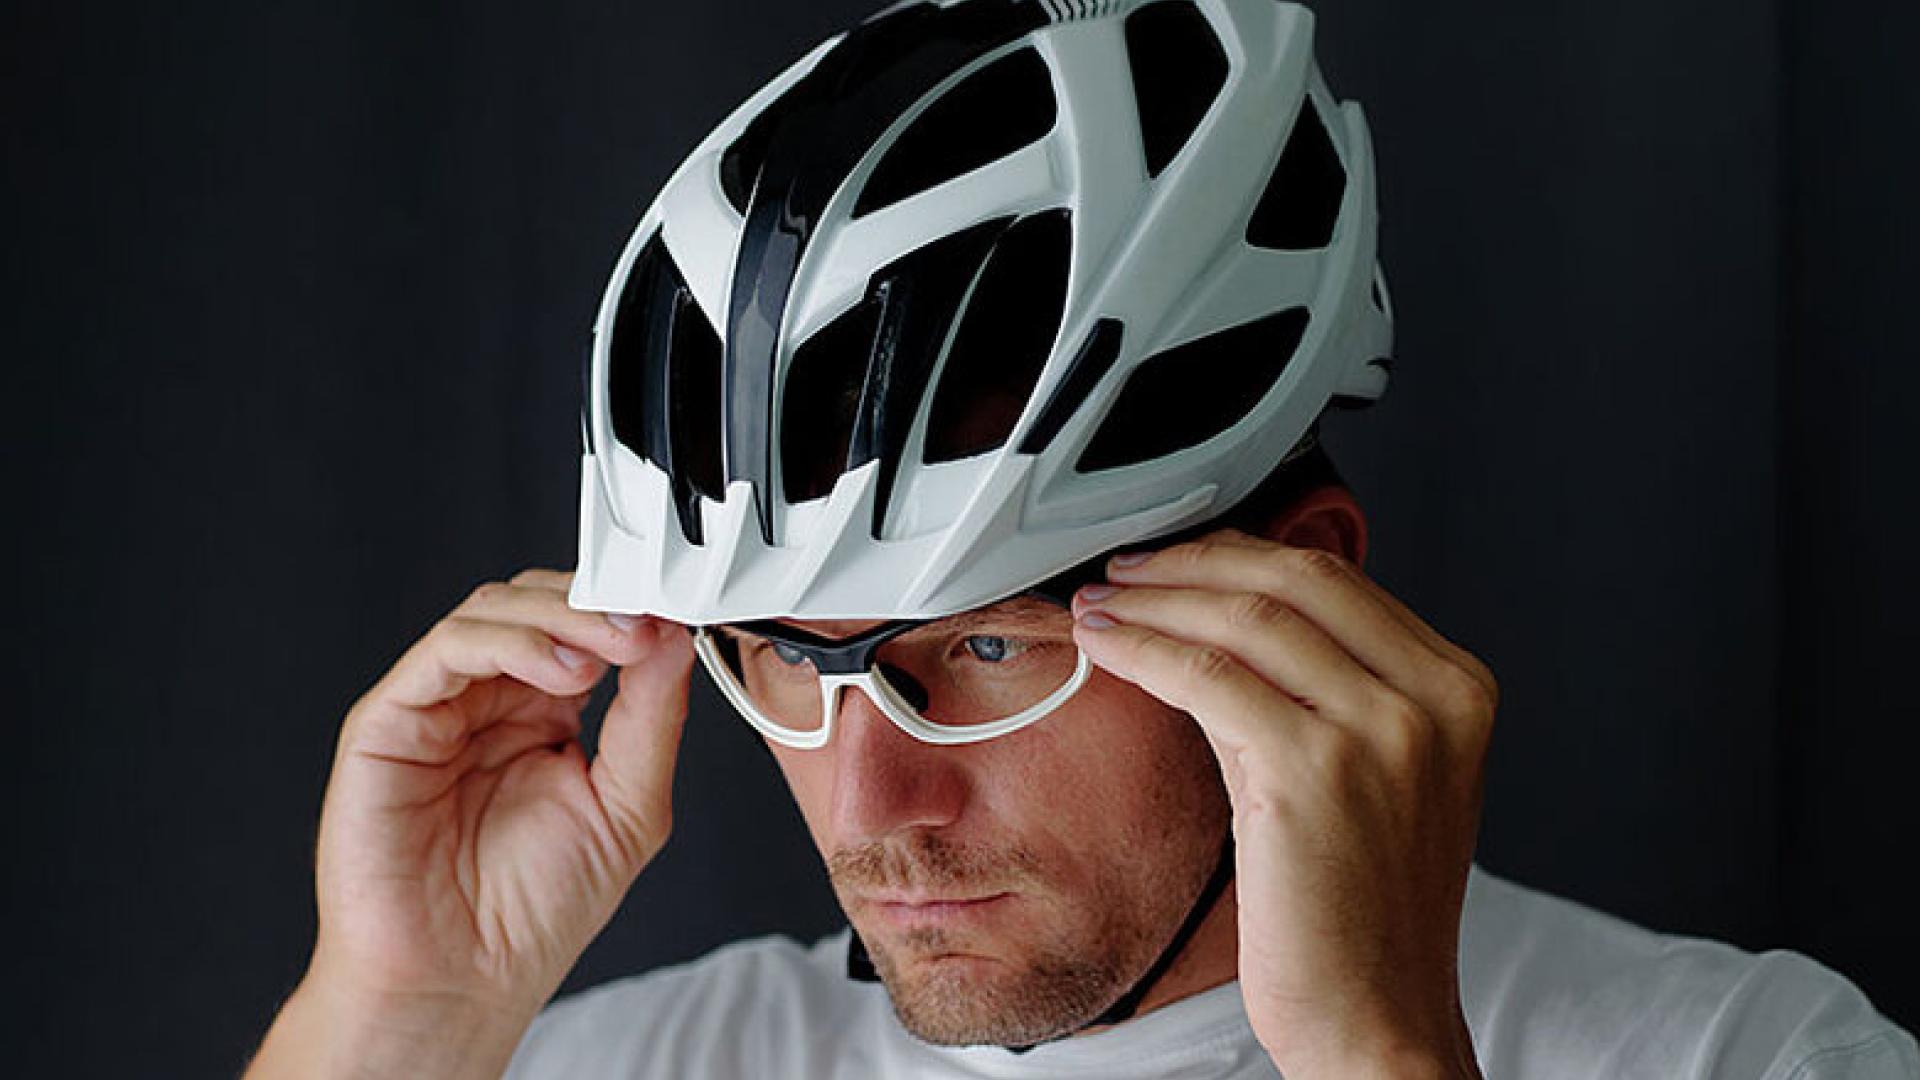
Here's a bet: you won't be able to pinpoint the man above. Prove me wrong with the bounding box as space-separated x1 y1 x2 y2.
246 1 1917 1076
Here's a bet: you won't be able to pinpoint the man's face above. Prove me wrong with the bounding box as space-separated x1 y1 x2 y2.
763 598 1232 1048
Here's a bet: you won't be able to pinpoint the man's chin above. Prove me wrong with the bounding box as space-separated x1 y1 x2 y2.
864 931 1125 1048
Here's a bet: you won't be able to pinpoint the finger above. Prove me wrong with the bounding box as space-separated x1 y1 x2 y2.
1073 583 1384 721
589 623 697 865
1069 613 1314 762
1202 530 1498 704
508 567 575 593
464 690 590 772
453 580 654 668
1108 537 1472 720
343 620 606 774
373 617 608 717
333 688 592 813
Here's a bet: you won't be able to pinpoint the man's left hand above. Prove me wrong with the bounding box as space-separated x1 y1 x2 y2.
1070 529 1497 1079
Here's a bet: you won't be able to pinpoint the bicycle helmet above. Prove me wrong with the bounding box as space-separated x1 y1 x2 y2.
568 0 1393 625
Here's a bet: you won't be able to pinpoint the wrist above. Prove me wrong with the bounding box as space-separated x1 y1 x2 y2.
1263 1040 1480 1080
1258 1005 1481 1080
247 969 540 1080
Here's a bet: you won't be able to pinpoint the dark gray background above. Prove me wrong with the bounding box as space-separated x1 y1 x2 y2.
6 0 1916 1075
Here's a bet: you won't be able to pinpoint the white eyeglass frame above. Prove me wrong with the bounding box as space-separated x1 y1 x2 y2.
690 628 1093 750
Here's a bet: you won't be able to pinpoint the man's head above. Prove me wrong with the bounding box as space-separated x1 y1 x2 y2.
763 454 1368 1046
568 0 1391 1046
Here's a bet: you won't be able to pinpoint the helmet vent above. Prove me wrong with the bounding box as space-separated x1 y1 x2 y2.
718 80 809 217
781 295 885 505
853 47 1057 220
924 209 1073 465
1124 0 1229 179
1077 307 1311 473
607 233 725 544
1017 318 1126 455
1246 99 1346 250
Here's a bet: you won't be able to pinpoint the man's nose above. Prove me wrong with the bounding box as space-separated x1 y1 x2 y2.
827 681 969 842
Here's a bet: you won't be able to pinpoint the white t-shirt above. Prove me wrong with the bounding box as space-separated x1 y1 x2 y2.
505 865 1918 1078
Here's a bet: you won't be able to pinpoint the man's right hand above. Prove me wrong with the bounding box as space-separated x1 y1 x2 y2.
246 569 695 1079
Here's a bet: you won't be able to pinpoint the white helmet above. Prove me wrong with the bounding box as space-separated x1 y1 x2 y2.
570 0 1392 623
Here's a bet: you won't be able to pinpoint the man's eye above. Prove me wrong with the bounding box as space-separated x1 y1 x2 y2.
963 635 1024 663
770 641 810 666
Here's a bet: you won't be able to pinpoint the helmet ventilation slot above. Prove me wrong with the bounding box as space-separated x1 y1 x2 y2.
1246 98 1346 250
923 209 1073 464
781 295 885 505
719 80 806 217
1124 0 1229 179
607 233 725 544
1077 307 1311 472
852 47 1057 219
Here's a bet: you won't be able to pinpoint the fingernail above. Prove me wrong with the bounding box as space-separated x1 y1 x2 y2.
1078 583 1120 603
1110 551 1152 570
1078 611 1118 630
607 613 641 633
555 644 591 669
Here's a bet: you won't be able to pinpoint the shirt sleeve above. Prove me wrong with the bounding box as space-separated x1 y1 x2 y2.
1707 950 1920 1080
1775 1028 1920 1080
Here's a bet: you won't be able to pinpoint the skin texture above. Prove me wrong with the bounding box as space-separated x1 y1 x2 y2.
763 613 1232 1048
1073 489 1497 1076
767 484 1496 1075
247 572 697 1079
246 483 1496 1079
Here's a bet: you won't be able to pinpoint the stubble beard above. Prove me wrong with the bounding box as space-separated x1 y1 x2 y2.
831 830 1204 1049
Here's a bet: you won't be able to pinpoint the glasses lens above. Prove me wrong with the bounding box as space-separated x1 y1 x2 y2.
708 628 826 734
871 598 1081 729
705 596 1082 739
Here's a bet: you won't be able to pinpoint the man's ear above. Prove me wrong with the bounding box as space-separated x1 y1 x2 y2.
1252 485 1369 569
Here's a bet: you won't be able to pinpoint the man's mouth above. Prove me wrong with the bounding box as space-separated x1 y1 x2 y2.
866 891 1013 927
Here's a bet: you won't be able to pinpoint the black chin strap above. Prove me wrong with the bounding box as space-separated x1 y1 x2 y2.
844 831 1238 1053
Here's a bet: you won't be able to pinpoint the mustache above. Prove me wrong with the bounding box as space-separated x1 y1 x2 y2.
827 832 1043 895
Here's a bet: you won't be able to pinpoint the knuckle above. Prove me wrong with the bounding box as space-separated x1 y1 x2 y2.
1374 684 1436 734
1376 687 1428 729
438 612 491 642
509 622 566 659
1224 591 1290 632
1287 546 1350 582
1441 666 1497 719
1468 658 1501 710
446 616 537 660
464 580 510 609
1372 690 1431 763
1306 723 1364 774
1176 534 1224 566
509 567 551 587
422 614 468 650
1181 645 1239 685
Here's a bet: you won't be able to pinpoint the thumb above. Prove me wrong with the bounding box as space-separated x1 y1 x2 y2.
588 619 696 867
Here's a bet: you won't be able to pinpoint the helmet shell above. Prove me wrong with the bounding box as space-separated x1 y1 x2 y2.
572 0 1392 622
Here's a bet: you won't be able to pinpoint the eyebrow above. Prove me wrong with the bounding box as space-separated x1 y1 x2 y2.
929 599 1069 634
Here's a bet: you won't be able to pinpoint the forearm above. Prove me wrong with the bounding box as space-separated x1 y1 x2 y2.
244 975 537 1080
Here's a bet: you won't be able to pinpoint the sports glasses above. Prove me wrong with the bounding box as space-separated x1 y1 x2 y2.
692 592 1089 749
